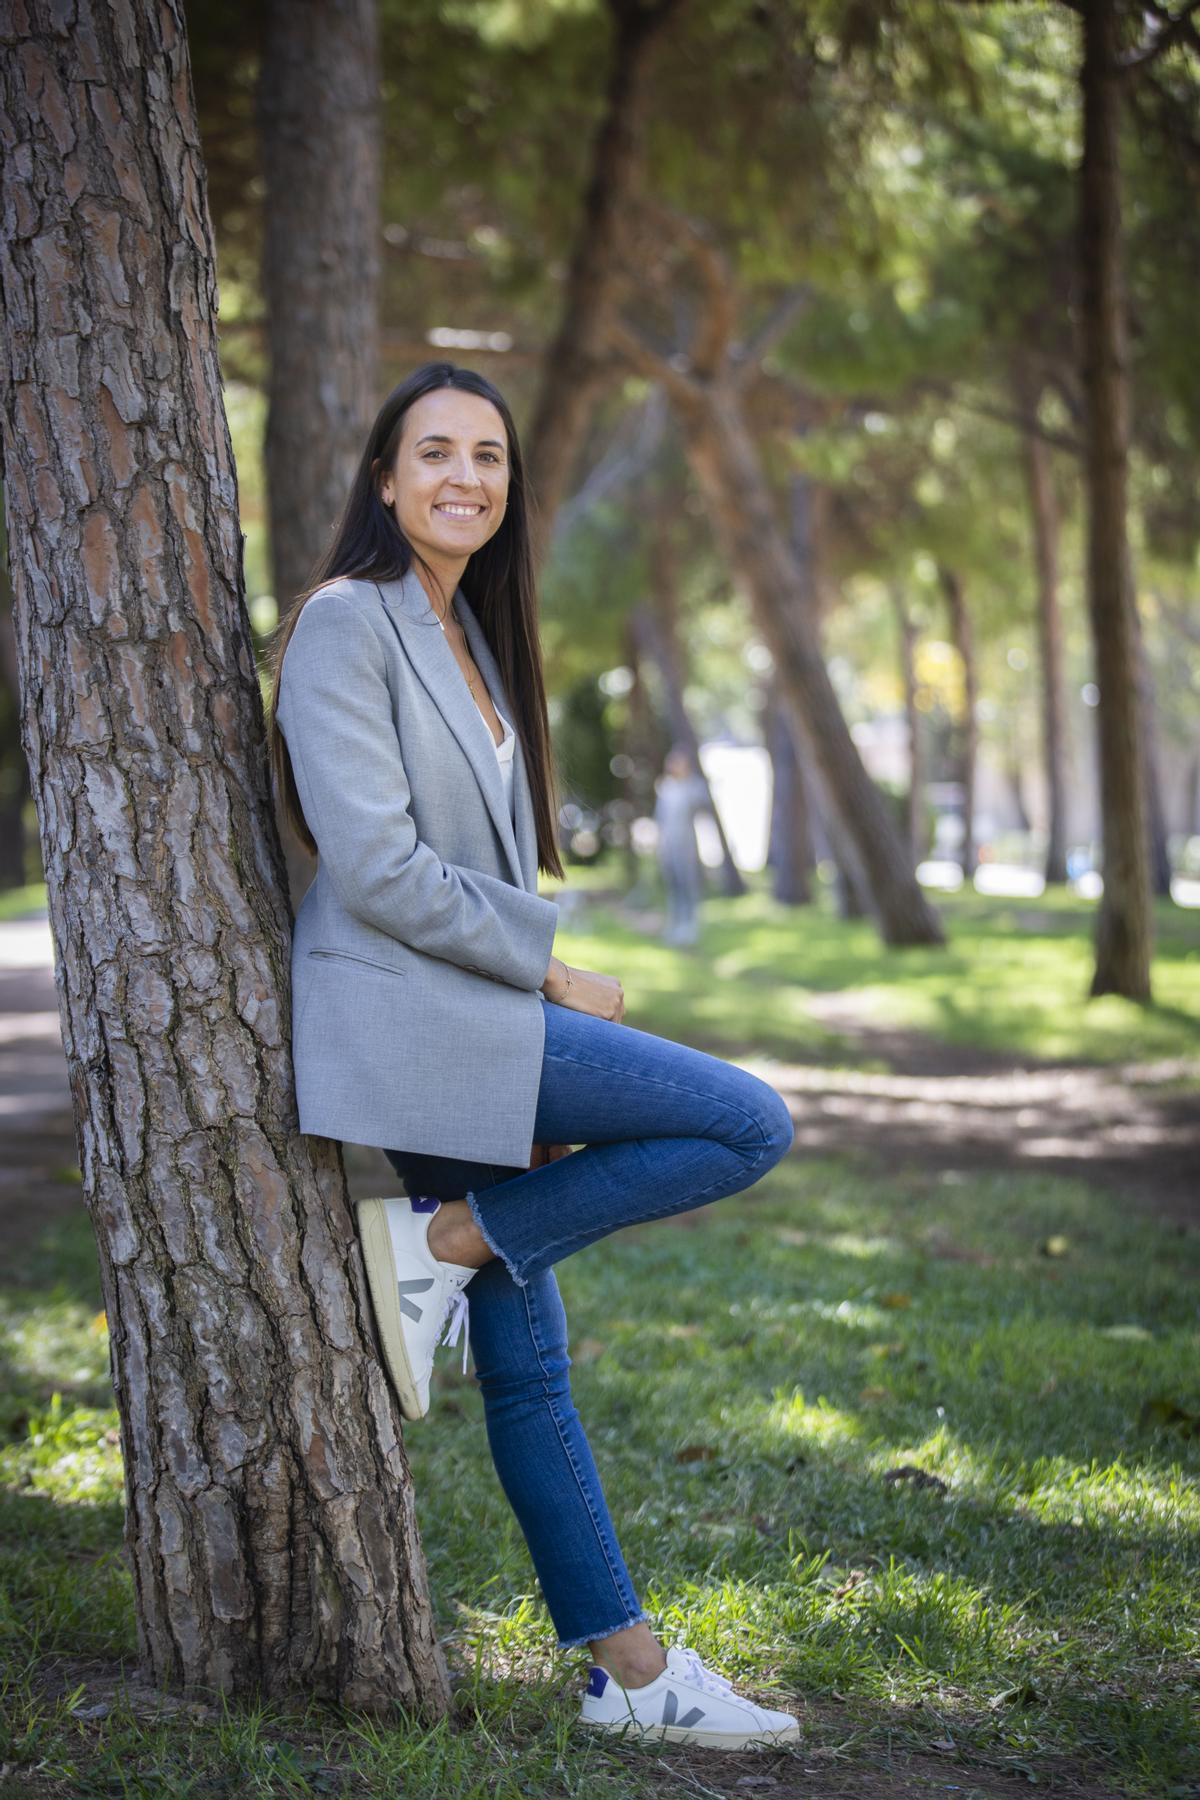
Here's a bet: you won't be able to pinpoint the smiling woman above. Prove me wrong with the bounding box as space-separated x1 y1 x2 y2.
265 360 799 1751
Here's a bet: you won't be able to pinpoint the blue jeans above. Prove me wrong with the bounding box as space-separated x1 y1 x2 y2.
381 995 794 1650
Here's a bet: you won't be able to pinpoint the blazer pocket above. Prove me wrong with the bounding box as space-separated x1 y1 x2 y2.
308 947 408 979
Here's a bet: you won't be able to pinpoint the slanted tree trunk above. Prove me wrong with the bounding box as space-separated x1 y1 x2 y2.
1014 368 1070 884
0 0 449 1717
937 566 978 879
524 0 683 566
677 385 943 945
891 585 924 868
257 0 381 614
610 224 942 946
1078 0 1153 996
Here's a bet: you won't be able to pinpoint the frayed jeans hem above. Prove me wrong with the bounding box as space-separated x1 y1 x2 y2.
465 1188 529 1288
556 1607 653 1652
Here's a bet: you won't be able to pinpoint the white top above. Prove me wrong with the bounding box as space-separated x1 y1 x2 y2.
491 703 516 820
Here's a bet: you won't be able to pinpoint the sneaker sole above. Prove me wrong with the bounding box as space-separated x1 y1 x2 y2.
356 1198 425 1421
579 1716 799 1751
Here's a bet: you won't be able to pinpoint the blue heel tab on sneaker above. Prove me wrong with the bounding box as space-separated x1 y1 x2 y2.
585 1666 609 1697
411 1195 440 1214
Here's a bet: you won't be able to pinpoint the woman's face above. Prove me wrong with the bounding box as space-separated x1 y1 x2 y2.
381 388 510 572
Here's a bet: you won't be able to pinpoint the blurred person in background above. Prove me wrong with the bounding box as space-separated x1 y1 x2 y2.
654 744 708 947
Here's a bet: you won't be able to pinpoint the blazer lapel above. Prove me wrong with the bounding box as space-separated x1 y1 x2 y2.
376 568 528 892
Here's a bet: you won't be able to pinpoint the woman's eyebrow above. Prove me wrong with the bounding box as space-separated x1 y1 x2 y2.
414 433 506 450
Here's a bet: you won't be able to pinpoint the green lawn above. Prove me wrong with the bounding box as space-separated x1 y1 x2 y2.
1 883 1198 1796
550 872 1200 1068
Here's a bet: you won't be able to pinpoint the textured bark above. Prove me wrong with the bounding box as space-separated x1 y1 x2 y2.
523 0 684 566
675 384 944 946
938 566 978 879
0 0 449 1716
1079 0 1154 996
891 585 923 869
0 555 31 887
257 0 381 611
1015 369 1070 885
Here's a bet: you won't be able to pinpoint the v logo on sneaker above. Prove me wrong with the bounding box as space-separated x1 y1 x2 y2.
662 1690 705 1729
396 1275 435 1320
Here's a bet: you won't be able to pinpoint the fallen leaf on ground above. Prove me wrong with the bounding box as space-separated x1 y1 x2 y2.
1140 1396 1199 1437
883 1464 949 1494
675 1444 718 1462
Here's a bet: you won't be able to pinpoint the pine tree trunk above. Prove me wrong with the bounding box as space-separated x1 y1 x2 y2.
0 0 450 1717
938 566 978 879
1079 0 1154 997
1015 373 1070 884
891 585 923 868
257 0 381 613
0 562 30 888
681 384 944 946
766 674 814 905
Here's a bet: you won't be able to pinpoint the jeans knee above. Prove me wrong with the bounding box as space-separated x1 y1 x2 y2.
754 1082 794 1164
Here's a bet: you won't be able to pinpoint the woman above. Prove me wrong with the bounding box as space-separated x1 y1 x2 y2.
654 743 709 947
267 362 798 1751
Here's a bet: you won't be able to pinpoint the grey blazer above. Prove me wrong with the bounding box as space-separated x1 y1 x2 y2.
274 567 560 1165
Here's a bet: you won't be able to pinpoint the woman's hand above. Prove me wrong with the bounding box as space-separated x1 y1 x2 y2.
542 956 625 1023
527 1141 576 1169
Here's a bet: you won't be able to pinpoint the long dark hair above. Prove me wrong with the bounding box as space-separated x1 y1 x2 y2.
266 361 565 881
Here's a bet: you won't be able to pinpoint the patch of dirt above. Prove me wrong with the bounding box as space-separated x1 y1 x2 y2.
712 989 1198 1229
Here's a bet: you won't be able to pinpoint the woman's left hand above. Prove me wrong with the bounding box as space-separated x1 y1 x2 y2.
527 1142 574 1169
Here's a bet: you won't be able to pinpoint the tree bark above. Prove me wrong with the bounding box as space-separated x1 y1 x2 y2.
1078 0 1154 996
0 0 449 1717
0 546 31 888
1014 368 1070 884
257 0 381 613
523 0 684 567
937 565 978 879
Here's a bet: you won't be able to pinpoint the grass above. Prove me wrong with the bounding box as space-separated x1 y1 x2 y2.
549 865 1200 1069
1 880 1198 1795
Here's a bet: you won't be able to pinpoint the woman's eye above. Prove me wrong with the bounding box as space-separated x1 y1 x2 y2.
423 450 503 462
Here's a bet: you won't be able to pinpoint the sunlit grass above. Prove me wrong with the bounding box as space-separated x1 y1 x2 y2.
1 892 1197 1792
552 870 1200 1069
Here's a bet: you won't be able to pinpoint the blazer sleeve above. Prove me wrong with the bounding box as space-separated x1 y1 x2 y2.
274 591 559 991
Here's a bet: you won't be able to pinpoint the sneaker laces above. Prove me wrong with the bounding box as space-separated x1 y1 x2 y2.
673 1647 737 1697
436 1284 472 1374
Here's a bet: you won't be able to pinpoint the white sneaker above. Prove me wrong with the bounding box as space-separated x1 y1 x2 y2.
356 1195 477 1420
578 1644 800 1750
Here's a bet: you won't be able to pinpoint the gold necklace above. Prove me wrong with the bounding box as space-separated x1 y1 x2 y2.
436 601 478 697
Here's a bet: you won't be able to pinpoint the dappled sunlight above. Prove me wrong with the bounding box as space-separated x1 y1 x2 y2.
762 1387 868 1452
